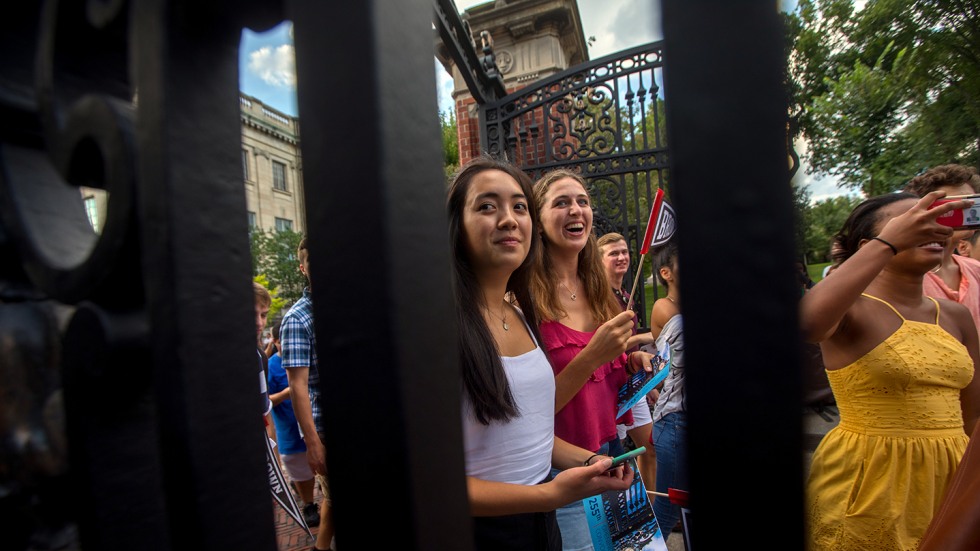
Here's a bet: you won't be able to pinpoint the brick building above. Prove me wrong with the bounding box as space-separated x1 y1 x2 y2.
435 0 589 165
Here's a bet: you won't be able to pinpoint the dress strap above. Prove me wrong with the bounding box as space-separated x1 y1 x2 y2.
926 296 941 324
860 293 905 321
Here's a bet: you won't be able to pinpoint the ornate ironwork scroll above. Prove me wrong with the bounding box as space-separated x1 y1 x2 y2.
481 42 670 324
1 1 283 548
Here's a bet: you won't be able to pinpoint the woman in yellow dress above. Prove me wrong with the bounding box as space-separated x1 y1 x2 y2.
800 191 980 550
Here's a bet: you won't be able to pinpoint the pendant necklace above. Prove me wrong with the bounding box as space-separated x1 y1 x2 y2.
559 280 578 301
487 300 510 331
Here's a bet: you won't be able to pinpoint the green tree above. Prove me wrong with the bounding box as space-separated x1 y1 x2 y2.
250 227 306 307
804 195 862 262
807 44 917 195
253 273 288 324
793 183 813 260
441 109 459 182
788 0 980 193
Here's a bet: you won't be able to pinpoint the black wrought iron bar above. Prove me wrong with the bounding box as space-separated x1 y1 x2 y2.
432 0 506 105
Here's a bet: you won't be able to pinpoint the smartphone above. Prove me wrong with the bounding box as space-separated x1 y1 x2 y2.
931 194 980 230
606 446 646 471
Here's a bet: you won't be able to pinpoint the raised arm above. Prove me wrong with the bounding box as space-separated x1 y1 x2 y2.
800 191 965 343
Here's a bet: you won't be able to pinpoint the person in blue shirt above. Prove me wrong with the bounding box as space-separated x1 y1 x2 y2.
267 319 320 529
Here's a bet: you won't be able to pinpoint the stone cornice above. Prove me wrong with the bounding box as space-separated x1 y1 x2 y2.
240 93 300 145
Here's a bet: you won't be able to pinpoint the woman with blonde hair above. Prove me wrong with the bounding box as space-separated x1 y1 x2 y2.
530 169 653 550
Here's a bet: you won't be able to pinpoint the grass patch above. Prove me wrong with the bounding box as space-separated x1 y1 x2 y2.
808 262 831 284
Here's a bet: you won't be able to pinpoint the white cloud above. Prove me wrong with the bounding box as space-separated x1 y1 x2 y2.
580 0 661 58
435 59 455 115
792 138 861 204
248 45 296 88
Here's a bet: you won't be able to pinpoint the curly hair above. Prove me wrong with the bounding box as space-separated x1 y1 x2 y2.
903 164 980 197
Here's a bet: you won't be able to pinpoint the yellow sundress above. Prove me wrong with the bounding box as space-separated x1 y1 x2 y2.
806 294 973 551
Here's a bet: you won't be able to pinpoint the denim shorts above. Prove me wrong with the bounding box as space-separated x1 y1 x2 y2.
550 440 619 550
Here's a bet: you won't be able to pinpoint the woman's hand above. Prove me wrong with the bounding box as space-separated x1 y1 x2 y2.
876 190 969 252
627 350 656 375
551 458 635 504
581 310 636 367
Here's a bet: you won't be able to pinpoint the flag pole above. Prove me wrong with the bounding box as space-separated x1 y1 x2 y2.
626 252 646 313
629 187 667 314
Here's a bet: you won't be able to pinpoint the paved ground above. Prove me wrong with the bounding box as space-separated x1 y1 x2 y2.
273 484 322 551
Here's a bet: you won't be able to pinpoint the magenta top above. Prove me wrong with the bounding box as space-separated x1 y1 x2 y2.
540 320 633 452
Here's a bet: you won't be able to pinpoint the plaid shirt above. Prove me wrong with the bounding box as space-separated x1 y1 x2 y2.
281 288 322 433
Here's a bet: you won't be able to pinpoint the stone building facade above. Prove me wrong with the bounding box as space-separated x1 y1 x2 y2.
240 93 305 234
436 0 588 166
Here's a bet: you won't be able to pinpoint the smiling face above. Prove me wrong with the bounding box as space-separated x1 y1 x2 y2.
538 177 593 253
461 169 532 277
600 239 630 284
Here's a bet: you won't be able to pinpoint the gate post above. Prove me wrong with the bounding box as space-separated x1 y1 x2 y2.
290 1 473 549
662 1 804 547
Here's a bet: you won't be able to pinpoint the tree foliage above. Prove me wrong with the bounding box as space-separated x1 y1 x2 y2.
788 0 980 194
441 109 459 182
804 195 863 262
250 227 306 308
253 273 289 325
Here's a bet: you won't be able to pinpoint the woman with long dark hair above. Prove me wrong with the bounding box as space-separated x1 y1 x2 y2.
448 157 633 551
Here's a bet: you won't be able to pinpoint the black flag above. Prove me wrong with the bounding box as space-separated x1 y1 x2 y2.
265 435 315 540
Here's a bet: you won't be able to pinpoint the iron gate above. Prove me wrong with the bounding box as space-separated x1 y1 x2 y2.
481 41 669 325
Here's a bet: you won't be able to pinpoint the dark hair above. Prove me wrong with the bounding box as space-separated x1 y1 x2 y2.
447 156 543 425
264 318 283 358
271 318 282 341
530 168 621 323
904 164 980 197
831 192 917 264
653 239 679 288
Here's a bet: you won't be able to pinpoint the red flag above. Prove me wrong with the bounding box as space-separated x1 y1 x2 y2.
640 189 665 254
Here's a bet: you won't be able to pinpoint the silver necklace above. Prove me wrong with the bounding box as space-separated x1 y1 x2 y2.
559 280 578 301
486 300 509 331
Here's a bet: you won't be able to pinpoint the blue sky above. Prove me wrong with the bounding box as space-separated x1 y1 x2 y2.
238 0 850 202
240 21 297 117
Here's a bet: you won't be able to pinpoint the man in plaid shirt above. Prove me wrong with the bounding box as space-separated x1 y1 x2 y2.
282 237 334 550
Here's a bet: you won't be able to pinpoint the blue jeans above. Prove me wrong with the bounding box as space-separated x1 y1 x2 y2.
551 440 619 550
653 412 687 539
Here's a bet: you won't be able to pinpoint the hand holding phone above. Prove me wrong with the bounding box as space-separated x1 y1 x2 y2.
931 194 980 230
606 446 646 471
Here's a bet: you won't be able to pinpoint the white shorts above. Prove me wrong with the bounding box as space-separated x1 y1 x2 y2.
617 399 653 440
280 452 315 482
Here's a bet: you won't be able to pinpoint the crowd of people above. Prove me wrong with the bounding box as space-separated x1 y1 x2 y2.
251 160 980 551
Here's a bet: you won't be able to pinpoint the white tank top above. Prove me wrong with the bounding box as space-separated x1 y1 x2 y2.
462 328 555 485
